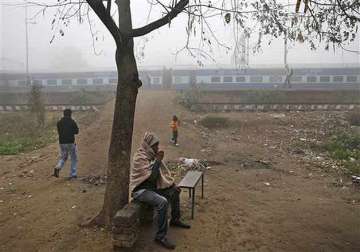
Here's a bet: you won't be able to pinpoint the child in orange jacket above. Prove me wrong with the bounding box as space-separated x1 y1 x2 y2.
170 115 180 146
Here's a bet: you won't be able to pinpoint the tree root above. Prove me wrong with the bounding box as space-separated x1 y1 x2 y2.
80 210 105 228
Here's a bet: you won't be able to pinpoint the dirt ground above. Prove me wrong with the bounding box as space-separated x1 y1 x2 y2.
1 90 360 252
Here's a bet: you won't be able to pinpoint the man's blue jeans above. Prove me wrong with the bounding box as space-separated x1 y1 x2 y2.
133 186 180 240
55 143 78 177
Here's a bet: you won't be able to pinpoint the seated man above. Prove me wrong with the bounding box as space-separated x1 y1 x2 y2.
130 132 190 250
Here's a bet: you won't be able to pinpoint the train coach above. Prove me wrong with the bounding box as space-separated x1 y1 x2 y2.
0 66 359 90
170 67 360 90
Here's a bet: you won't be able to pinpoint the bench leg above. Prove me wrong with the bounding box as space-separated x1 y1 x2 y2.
191 188 195 219
189 188 191 199
201 174 204 199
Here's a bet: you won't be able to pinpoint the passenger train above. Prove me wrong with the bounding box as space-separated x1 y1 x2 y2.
0 66 359 90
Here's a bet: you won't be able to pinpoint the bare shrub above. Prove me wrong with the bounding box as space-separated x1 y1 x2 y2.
28 84 46 127
176 85 202 109
347 110 360 126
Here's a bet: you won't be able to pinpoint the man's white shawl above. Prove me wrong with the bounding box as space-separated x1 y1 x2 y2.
130 132 174 194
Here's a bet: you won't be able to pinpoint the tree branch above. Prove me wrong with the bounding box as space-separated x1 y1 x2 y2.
336 0 360 22
106 0 111 15
129 0 189 37
86 0 121 43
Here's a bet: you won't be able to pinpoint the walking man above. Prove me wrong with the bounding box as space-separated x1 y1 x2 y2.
53 109 79 179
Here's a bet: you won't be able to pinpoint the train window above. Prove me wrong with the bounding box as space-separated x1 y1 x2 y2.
109 78 117 84
269 76 282 82
307 76 317 82
47 79 57 85
93 78 103 85
250 76 263 83
152 77 160 85
61 79 72 85
77 79 87 85
17 80 26 86
333 76 344 82
223 76 233 82
290 76 302 82
32 80 42 86
211 76 221 83
236 76 246 82
319 76 330 82
347 76 357 82
174 76 184 84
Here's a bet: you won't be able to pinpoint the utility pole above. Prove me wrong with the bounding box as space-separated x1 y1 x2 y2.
284 32 288 68
283 0 292 89
25 0 30 86
246 32 250 66
284 31 293 89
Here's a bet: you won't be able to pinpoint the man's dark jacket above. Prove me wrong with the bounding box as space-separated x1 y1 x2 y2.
57 116 79 144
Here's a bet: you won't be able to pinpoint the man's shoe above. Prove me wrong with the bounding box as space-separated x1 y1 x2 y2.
53 168 60 178
67 176 77 180
170 219 191 229
154 237 176 250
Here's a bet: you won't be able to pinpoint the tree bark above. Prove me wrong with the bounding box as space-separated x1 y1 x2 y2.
82 0 140 228
100 42 139 227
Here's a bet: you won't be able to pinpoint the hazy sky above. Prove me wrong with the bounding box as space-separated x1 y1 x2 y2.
0 0 359 72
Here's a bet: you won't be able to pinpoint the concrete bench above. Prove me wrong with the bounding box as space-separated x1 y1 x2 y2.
178 170 204 219
112 201 153 249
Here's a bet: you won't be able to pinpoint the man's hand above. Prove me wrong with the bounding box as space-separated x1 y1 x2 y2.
155 150 164 161
174 184 181 193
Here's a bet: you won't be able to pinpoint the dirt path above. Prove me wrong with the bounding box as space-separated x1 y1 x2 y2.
1 90 360 252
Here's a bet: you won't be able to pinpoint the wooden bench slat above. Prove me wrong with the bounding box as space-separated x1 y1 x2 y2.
178 170 202 188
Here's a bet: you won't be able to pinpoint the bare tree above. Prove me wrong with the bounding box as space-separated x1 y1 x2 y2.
28 83 45 128
21 0 359 227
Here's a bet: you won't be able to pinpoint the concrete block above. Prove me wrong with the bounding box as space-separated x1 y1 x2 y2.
113 202 141 227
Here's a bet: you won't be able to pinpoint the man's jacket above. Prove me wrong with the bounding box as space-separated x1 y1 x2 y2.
57 117 79 144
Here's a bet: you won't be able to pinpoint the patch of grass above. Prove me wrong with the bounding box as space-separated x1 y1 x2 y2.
324 132 360 174
0 112 57 155
344 162 360 175
0 128 57 155
326 133 360 159
0 140 27 155
0 111 97 155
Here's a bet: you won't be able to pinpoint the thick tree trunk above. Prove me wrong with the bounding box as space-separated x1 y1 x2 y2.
99 42 139 227
82 0 141 228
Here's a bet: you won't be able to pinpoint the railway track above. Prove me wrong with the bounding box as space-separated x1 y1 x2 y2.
0 105 99 112
191 103 360 112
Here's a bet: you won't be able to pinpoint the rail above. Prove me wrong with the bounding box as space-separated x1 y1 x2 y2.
190 103 360 112
0 105 99 112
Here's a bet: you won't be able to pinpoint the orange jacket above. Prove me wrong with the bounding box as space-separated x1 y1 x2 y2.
170 120 179 131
